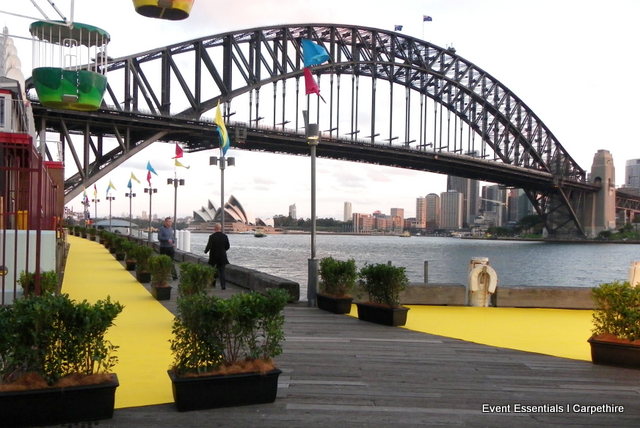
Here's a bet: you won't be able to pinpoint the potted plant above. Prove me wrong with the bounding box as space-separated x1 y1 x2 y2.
88 227 97 241
178 263 215 297
98 229 107 245
317 257 357 314
79 226 88 239
18 270 59 297
149 254 173 300
124 241 138 271
168 289 289 411
589 281 640 368
112 237 127 261
134 245 155 283
0 293 123 426
356 263 410 326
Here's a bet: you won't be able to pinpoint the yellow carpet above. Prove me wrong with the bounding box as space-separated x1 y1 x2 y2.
62 236 174 409
349 304 594 361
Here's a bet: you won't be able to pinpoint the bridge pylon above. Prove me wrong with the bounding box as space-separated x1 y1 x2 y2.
582 150 616 237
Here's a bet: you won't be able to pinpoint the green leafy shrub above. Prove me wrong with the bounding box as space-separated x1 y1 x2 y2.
0 294 123 385
592 281 640 341
149 254 173 286
132 245 154 273
18 270 58 297
358 263 409 307
319 257 357 297
170 289 289 375
178 263 215 297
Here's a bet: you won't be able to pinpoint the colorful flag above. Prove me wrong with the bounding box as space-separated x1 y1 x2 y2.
173 142 184 159
93 184 97 198
394 25 403 31
127 178 132 189
303 67 326 103
175 158 190 169
423 15 433 22
301 39 329 67
146 161 158 186
106 180 117 195
214 100 230 156
130 172 141 184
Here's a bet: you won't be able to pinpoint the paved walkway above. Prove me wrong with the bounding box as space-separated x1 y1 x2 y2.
63 236 640 427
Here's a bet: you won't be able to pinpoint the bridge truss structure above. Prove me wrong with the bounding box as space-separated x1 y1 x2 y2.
29 24 605 236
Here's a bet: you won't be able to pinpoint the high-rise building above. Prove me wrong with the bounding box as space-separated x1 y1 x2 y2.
447 175 478 226
625 159 640 194
482 185 507 227
416 197 427 229
390 208 404 232
507 189 534 222
425 193 440 229
344 202 352 222
352 213 373 234
440 191 463 229
289 203 297 219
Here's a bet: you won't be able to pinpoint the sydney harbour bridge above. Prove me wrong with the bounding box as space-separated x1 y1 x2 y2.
27 24 640 237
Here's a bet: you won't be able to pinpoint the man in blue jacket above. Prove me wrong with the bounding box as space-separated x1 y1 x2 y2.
158 217 178 280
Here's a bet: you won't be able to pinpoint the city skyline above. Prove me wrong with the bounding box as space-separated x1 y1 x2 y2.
4 1 639 221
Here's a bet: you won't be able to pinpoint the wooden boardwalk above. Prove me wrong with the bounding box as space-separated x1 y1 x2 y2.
108 299 640 427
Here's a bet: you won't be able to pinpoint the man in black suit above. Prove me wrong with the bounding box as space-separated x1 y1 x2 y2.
204 223 230 289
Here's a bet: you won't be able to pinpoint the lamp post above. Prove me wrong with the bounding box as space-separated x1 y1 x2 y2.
144 186 157 243
303 110 320 307
125 191 136 235
91 198 100 224
209 156 235 232
106 196 115 231
167 175 185 242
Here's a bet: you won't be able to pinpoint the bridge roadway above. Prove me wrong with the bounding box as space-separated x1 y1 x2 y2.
111 286 640 427
32 103 598 200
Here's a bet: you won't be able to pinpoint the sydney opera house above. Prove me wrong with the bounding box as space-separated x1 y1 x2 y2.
190 195 271 233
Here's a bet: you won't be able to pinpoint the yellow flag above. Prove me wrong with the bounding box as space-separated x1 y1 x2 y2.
175 159 190 169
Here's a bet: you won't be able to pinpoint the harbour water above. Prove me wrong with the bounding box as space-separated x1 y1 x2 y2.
187 233 639 296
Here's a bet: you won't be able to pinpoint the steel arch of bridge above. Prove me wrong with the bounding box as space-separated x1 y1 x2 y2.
30 24 596 236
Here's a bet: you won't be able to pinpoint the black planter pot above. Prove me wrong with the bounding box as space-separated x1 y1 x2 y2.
316 293 353 314
152 285 172 300
0 374 118 427
109 247 116 254
136 271 151 283
588 336 640 369
355 302 409 327
125 260 137 271
115 252 125 261
90 235 96 241
168 368 281 411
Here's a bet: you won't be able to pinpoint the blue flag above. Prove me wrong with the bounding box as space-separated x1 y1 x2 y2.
394 25 403 31
423 15 433 22
301 39 329 67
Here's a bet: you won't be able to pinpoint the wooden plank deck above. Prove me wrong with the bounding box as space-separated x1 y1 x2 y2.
109 298 640 427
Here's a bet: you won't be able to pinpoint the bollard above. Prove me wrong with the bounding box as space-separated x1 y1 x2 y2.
424 260 429 284
467 257 498 307
629 261 640 287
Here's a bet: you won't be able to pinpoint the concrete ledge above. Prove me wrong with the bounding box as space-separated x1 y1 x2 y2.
225 264 300 303
400 283 466 306
495 285 594 309
397 283 595 309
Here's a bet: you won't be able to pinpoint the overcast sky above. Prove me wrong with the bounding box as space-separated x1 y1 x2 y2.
3 0 639 221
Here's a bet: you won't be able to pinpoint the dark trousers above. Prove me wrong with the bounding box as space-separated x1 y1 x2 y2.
217 264 226 289
160 246 178 279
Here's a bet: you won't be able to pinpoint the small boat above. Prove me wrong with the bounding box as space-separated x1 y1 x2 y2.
254 232 266 238
399 231 411 237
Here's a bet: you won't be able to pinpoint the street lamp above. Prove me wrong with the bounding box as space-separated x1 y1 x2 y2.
303 110 320 307
106 196 115 231
167 176 185 240
91 198 100 224
209 156 235 232
144 186 157 243
125 191 136 235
